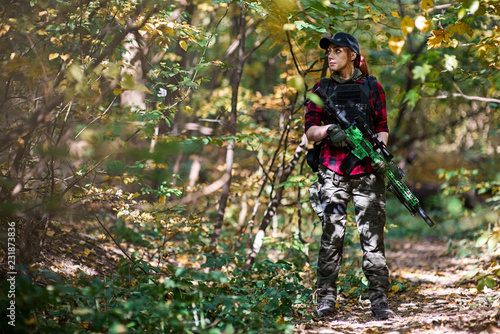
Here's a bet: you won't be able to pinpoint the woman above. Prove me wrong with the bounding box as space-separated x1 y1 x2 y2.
304 32 394 320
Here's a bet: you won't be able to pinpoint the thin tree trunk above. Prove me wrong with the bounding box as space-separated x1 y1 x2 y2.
209 7 246 252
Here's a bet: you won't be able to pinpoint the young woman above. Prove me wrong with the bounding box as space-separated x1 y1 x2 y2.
304 32 394 320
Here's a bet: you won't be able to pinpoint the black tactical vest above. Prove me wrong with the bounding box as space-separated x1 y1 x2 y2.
319 76 378 130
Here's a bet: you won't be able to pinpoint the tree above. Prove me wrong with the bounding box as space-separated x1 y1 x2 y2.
0 0 209 265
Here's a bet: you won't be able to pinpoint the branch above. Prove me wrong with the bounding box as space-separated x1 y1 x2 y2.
93 213 149 275
245 133 309 269
177 173 231 205
426 92 500 104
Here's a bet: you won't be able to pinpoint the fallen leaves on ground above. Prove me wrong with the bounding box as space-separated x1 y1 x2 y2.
296 238 500 334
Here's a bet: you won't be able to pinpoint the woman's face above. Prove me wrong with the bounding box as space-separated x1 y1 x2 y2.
326 43 354 74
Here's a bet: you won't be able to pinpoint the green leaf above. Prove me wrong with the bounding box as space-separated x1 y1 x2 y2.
403 89 420 108
488 233 498 252
294 20 327 33
307 92 324 107
412 64 432 83
459 269 479 284
476 233 490 247
477 278 486 292
485 276 496 288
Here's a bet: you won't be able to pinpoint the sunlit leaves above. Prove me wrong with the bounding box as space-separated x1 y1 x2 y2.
415 16 430 33
463 0 481 15
0 23 10 37
421 0 434 11
389 36 405 55
427 29 452 49
273 0 297 14
401 16 415 36
294 20 327 33
448 21 474 37
443 54 459 72
179 39 188 51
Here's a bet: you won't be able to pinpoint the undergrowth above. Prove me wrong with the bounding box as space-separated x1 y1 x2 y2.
0 255 312 333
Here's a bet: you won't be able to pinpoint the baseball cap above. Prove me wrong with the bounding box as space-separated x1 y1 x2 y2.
319 32 360 55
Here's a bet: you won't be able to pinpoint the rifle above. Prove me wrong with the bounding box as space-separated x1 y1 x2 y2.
313 86 435 227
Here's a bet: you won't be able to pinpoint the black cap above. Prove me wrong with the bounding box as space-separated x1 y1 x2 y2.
320 32 359 55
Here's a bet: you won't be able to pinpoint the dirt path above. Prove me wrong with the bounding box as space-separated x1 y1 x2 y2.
296 238 500 334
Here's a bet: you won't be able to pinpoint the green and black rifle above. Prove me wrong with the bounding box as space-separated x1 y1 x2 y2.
313 87 435 227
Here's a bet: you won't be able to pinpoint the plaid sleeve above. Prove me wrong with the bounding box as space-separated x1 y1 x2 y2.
372 80 389 134
304 82 323 133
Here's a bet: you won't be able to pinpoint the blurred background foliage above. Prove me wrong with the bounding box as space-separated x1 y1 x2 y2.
0 0 499 332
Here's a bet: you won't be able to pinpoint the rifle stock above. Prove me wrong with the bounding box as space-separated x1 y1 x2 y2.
313 87 435 227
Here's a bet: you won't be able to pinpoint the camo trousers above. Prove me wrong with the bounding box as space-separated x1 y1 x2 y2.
316 165 389 305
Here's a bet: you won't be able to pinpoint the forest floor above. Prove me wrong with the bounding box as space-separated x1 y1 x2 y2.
295 238 500 334
28 226 500 334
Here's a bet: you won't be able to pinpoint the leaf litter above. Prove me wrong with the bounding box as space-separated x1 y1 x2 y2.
296 238 500 334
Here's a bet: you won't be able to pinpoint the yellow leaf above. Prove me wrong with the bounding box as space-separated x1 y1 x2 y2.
415 16 431 32
179 40 188 51
276 315 286 325
274 0 297 13
0 24 10 37
46 229 55 237
391 11 400 18
349 287 356 294
427 29 451 49
84 249 91 257
177 254 190 265
421 0 433 11
448 21 474 37
401 16 415 36
391 285 400 292
60 54 70 61
372 15 380 24
388 36 405 55
49 53 60 60
165 27 175 37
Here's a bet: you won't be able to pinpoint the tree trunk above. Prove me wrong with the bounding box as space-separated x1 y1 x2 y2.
120 32 147 110
209 7 246 253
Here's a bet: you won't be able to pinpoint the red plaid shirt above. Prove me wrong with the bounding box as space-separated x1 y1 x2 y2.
305 77 389 175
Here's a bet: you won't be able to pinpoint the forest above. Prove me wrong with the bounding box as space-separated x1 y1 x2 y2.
0 0 499 333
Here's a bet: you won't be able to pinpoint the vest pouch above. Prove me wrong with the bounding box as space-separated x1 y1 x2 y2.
306 142 323 172
328 84 372 129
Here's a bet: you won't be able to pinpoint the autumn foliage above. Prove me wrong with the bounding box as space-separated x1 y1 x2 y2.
0 0 499 332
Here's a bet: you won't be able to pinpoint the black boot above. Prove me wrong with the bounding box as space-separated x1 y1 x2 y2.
371 302 394 320
316 301 336 317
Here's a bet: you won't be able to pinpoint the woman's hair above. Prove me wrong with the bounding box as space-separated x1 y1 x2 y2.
344 47 370 77
356 55 370 77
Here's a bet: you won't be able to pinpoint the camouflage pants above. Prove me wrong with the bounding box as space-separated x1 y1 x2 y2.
316 165 389 305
